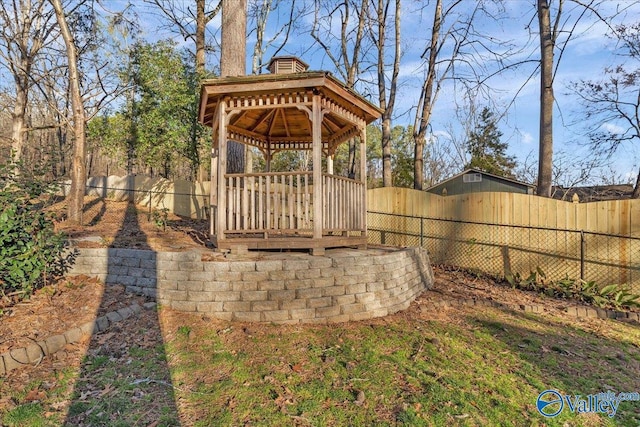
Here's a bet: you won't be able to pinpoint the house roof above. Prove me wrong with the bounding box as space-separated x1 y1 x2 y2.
552 184 634 202
426 168 534 192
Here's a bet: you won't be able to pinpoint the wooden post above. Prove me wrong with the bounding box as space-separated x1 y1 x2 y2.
265 149 272 172
209 130 217 237
327 155 334 175
360 125 367 243
210 101 221 239
217 99 228 242
312 95 323 240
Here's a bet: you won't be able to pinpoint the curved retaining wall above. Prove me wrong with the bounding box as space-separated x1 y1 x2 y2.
68 246 433 324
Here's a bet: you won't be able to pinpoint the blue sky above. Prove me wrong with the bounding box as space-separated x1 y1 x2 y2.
132 0 640 185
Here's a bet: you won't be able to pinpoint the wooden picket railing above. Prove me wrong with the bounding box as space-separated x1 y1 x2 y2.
322 174 365 232
223 172 312 234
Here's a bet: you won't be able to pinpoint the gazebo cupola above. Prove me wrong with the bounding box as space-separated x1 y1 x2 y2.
198 57 382 254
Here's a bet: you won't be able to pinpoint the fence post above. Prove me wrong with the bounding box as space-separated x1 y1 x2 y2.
580 230 585 281
148 190 152 221
420 218 424 247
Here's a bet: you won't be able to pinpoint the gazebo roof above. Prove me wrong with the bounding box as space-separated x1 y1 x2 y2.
198 71 382 154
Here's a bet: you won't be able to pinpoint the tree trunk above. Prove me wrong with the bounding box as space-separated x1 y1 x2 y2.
2 0 49 167
195 0 206 75
52 0 86 224
376 0 389 186
378 0 400 187
413 0 440 191
381 117 392 186
11 83 28 163
346 0 368 179
221 0 247 173
414 137 425 190
537 0 554 198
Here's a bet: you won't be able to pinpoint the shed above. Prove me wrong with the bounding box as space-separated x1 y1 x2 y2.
198 59 382 253
426 168 534 196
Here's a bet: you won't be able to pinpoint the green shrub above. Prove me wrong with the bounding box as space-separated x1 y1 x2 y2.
151 207 169 231
0 160 76 300
505 268 640 310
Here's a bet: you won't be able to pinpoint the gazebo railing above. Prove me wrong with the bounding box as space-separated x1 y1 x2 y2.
224 172 313 233
221 172 365 236
322 174 365 232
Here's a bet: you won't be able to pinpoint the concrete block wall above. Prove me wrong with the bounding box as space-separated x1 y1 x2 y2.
68 247 433 324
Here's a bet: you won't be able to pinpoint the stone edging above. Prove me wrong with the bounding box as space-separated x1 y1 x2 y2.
422 297 640 323
0 302 155 376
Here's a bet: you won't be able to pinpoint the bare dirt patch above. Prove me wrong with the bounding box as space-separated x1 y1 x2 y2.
51 196 209 252
0 277 150 355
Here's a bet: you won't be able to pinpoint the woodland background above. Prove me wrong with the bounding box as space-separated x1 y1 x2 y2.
2 0 640 212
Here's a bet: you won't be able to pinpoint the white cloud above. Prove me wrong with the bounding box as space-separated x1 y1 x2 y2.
519 131 534 144
600 122 625 134
431 130 451 142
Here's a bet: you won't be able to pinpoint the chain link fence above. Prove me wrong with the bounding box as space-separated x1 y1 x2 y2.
368 210 640 292
58 177 210 220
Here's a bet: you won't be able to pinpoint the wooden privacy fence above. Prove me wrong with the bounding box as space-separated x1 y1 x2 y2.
60 175 210 219
367 188 640 291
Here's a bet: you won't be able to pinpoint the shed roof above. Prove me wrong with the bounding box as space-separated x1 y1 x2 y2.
426 168 534 192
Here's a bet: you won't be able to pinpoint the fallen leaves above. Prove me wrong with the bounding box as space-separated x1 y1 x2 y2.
24 388 47 402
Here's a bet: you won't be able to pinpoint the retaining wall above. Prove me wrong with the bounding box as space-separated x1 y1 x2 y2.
68 247 433 324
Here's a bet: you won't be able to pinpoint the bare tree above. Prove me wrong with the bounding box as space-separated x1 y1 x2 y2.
311 0 370 178
570 23 640 197
551 150 604 199
536 0 556 197
411 0 494 190
370 0 401 187
0 0 56 163
51 0 86 223
248 0 298 74
146 0 222 75
534 0 621 197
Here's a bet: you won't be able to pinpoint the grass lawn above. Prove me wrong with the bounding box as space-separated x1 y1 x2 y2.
2 287 640 426
158 304 640 426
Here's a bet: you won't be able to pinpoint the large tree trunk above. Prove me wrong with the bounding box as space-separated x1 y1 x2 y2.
4 0 42 166
537 0 554 197
52 0 86 224
221 0 247 174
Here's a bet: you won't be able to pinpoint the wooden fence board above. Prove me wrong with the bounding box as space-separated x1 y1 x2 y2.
366 188 639 290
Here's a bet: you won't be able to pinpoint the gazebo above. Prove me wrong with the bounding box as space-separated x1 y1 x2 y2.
198 57 382 254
